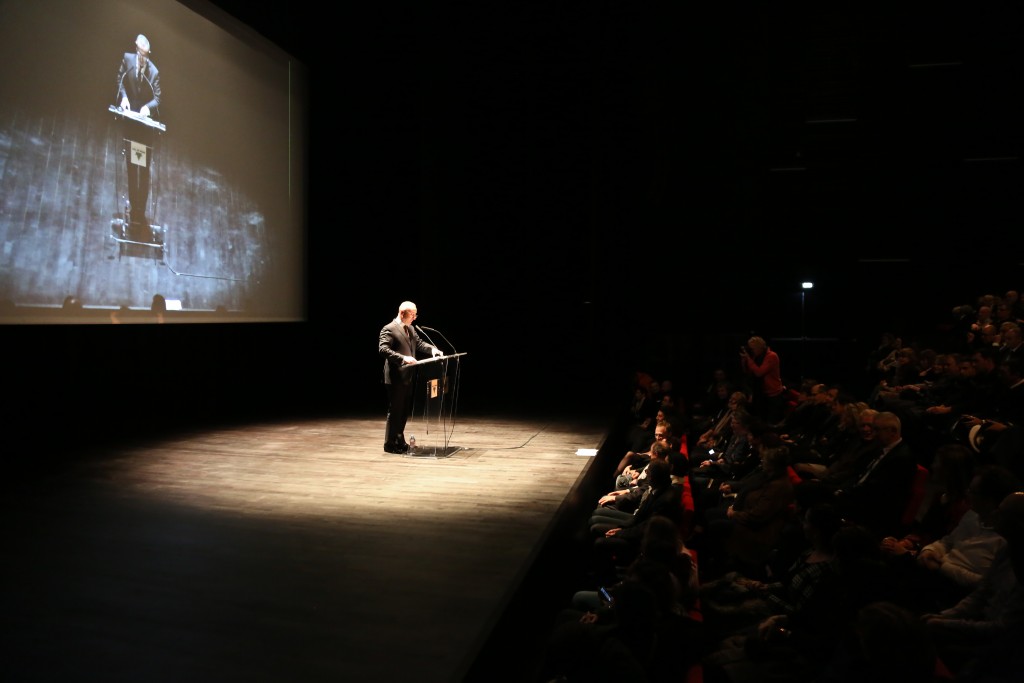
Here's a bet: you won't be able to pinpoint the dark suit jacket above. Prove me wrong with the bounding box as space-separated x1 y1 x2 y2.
379 319 436 385
839 439 917 536
614 484 683 542
116 52 161 116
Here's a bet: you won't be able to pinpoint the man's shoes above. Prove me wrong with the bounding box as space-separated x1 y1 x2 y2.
384 443 408 454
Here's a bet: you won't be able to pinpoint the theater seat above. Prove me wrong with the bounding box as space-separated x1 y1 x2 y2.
679 473 696 540
900 464 930 530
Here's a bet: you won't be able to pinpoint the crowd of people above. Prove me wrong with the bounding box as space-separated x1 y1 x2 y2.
532 290 1024 683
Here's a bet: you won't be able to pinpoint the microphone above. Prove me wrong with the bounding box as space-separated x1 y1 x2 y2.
415 324 441 355
116 68 128 107
417 325 456 354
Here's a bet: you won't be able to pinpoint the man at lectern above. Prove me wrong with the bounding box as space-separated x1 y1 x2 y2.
379 301 443 454
115 34 161 228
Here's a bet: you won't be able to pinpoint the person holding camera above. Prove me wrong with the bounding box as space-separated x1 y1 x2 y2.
740 336 787 425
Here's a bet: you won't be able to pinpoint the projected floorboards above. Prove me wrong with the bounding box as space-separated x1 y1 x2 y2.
0 110 267 313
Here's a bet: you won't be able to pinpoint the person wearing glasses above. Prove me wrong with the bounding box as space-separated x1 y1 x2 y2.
115 34 161 230
833 411 918 538
378 301 442 454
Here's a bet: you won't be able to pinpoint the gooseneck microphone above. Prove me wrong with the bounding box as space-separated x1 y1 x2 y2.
411 325 436 352
416 324 455 355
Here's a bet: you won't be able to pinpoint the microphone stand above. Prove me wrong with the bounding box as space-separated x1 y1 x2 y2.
418 325 457 355
414 324 442 353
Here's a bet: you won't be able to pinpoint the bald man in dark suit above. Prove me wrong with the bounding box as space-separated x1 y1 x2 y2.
379 301 442 453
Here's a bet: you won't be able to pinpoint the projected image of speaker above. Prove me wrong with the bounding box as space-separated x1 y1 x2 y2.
0 0 307 324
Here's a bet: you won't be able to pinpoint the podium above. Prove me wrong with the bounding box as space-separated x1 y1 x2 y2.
107 105 167 260
409 352 467 457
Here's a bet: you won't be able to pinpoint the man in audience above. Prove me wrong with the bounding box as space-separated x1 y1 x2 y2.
922 491 1024 679
833 411 918 539
998 322 1023 365
794 407 880 486
590 460 683 578
883 465 1020 612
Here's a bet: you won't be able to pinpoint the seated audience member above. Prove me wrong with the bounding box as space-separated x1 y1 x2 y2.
692 380 737 433
692 419 777 525
690 409 758 493
699 502 842 637
871 346 921 404
572 515 699 615
692 391 749 460
597 439 674 514
793 407 879 484
959 357 1024 478
590 460 682 578
630 383 656 419
791 392 859 467
697 443 796 578
922 492 1024 677
539 575 697 683
813 601 943 683
877 351 965 451
877 443 975 567
900 465 1021 612
657 391 694 445
775 382 835 448
623 397 665 453
997 321 1023 365
613 419 671 488
693 369 736 414
700 524 892 683
833 411 918 539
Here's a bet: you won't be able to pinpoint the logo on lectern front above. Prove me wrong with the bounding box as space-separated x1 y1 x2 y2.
130 140 148 167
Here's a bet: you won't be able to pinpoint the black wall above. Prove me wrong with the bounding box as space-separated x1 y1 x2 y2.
10 3 1024 460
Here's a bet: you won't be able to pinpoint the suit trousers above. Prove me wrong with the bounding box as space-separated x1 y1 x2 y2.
385 381 413 447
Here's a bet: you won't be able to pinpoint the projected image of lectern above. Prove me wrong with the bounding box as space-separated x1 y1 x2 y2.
109 34 167 260
109 106 166 259
411 352 468 457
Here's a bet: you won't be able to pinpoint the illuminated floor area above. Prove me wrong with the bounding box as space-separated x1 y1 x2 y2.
3 413 612 682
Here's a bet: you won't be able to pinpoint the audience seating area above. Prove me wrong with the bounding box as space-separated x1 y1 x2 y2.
533 288 1024 683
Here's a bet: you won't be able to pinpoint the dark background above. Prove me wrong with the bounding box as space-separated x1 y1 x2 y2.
9 2 1024 458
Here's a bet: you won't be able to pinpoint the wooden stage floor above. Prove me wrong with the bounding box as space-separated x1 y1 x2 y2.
4 411 615 682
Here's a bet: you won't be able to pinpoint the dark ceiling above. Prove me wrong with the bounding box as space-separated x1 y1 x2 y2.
209 2 1023 337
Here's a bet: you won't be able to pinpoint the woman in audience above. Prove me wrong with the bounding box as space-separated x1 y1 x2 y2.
697 442 796 578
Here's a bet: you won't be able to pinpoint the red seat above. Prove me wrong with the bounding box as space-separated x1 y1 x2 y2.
901 464 930 529
679 473 696 540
